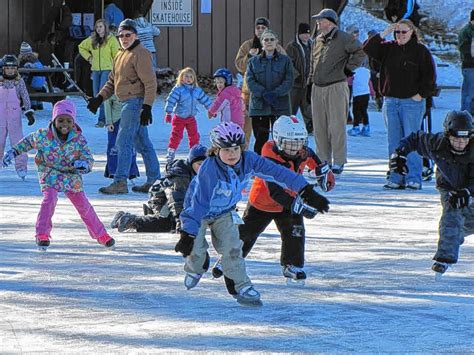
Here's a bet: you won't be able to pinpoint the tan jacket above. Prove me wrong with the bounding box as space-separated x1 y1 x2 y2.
234 38 286 104
99 41 157 106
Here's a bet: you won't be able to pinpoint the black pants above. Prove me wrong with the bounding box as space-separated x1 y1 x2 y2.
134 215 175 233
352 94 370 126
224 204 305 294
251 115 277 155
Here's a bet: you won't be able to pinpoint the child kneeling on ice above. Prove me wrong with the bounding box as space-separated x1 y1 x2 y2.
390 110 474 277
2 100 115 250
174 122 330 306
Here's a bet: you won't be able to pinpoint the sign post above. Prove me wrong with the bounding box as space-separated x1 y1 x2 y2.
151 0 193 27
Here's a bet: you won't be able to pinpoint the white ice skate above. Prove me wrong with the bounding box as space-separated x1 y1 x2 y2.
184 273 202 290
282 265 306 286
432 261 449 281
233 285 262 307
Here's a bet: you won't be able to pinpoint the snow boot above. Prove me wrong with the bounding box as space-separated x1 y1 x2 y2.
211 257 223 278
110 211 125 229
184 273 202 290
347 126 360 136
116 213 137 232
360 124 371 137
132 182 153 193
282 265 306 286
432 261 449 280
99 180 128 195
233 285 262 307
36 234 50 251
97 234 115 249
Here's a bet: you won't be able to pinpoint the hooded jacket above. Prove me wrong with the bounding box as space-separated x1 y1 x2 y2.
165 83 212 118
135 17 160 53
208 85 245 127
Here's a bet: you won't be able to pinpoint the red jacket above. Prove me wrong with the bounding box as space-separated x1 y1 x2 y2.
249 141 324 213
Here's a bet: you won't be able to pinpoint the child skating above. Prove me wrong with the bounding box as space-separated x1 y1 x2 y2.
174 122 330 306
2 100 115 250
208 68 245 128
0 54 35 180
390 110 474 278
164 67 212 164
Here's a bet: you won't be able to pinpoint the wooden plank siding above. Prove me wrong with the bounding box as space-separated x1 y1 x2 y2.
3 0 331 76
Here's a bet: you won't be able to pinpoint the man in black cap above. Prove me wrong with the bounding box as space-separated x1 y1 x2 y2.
235 17 286 148
87 19 160 195
308 8 365 175
285 23 313 134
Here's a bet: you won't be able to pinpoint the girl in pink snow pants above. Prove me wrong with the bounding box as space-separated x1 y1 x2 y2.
208 68 245 128
2 100 115 250
0 54 35 179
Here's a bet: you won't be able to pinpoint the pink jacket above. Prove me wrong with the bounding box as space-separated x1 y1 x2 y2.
208 85 244 127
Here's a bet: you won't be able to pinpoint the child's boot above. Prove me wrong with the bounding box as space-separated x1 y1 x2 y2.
361 124 371 137
36 234 50 251
97 234 115 248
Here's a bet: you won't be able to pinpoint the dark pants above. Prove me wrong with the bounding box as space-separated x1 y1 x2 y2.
251 115 277 155
290 87 312 133
224 204 305 294
134 215 175 233
352 94 370 127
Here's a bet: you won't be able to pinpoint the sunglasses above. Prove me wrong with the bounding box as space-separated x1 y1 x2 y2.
262 38 276 42
394 30 411 35
255 25 267 30
117 32 133 39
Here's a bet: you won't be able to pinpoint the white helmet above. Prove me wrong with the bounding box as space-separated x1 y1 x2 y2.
272 115 308 156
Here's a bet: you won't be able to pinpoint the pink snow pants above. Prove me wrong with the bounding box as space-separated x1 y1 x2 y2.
36 187 107 239
168 115 200 150
0 85 27 173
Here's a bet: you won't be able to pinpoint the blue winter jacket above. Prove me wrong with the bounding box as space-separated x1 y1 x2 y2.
104 4 124 28
398 131 474 194
180 151 309 236
246 51 294 116
165 84 212 118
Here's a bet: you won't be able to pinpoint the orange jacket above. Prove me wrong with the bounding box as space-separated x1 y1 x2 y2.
249 141 320 213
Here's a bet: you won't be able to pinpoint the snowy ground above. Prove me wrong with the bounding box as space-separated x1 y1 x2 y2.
0 89 473 352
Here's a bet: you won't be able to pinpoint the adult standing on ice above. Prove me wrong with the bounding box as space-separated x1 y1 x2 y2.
363 19 436 190
87 18 160 195
458 9 474 115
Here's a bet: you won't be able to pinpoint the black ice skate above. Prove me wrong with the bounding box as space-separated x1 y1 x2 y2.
36 234 50 251
432 261 449 280
211 257 223 278
233 286 262 307
282 265 306 286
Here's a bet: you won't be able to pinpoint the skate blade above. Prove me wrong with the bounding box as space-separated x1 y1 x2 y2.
37 246 48 252
434 272 444 281
286 278 306 287
236 298 263 307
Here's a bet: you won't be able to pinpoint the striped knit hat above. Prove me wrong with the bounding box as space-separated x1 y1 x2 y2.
19 42 33 56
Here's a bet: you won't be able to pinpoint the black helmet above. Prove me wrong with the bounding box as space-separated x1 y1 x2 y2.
443 110 473 138
2 54 18 79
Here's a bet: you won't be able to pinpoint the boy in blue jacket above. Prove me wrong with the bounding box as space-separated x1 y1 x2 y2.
390 110 474 277
174 122 330 306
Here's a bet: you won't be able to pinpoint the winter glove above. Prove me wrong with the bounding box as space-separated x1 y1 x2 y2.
344 67 355 78
291 195 318 219
73 160 90 174
174 230 195 257
315 162 336 192
306 84 312 104
263 91 277 106
165 113 173 123
389 149 408 176
140 104 152 126
207 111 215 119
448 188 472 209
299 184 330 214
2 149 18 168
25 111 35 126
87 95 103 114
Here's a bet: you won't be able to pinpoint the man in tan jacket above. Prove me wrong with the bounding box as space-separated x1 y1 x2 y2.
87 19 160 194
234 17 286 148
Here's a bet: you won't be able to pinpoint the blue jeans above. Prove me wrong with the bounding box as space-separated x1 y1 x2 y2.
92 70 111 123
461 68 474 113
383 97 425 185
114 97 160 183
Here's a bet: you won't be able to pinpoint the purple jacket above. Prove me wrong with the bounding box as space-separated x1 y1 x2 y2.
208 85 245 127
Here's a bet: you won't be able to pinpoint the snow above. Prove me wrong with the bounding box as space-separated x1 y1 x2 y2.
0 88 473 352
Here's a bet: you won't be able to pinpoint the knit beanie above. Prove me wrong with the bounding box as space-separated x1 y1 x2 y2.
118 18 137 34
255 17 270 28
187 144 207 165
19 42 33 56
52 100 77 122
298 23 311 35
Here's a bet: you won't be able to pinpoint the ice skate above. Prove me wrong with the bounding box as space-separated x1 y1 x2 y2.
211 257 223 278
282 265 306 286
184 272 202 290
36 234 50 251
17 169 27 181
166 148 175 165
432 261 449 281
233 285 262 307
110 211 126 229
97 234 115 249
116 213 137 232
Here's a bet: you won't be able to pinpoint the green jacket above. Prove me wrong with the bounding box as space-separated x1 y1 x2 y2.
78 35 120 71
458 23 474 69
